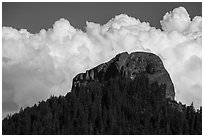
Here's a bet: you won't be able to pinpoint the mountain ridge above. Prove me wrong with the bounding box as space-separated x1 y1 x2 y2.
2 51 201 135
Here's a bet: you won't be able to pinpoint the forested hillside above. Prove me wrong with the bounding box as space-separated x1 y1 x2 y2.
2 74 202 135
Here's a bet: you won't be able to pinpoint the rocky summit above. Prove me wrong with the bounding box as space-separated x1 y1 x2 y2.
73 52 175 100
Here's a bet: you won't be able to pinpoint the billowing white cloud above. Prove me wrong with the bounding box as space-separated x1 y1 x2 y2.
160 7 191 33
2 7 202 117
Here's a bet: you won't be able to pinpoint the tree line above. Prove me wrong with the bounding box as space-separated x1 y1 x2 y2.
2 74 202 134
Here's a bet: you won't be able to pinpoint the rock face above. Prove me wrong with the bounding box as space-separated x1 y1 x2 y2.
73 52 175 100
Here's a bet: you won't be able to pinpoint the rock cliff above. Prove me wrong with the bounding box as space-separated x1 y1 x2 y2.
72 52 175 100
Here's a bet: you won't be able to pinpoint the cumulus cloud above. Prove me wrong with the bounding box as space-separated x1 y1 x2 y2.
161 7 191 33
2 7 202 117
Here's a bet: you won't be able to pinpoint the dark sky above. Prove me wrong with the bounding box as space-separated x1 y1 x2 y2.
2 2 202 33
